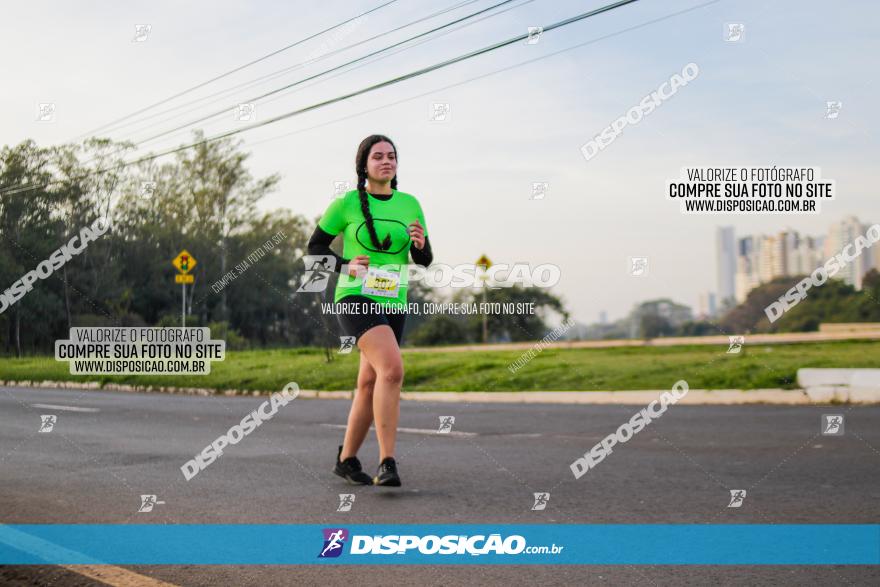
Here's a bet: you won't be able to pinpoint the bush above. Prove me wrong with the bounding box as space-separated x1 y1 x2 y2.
207 321 249 350
407 314 469 346
73 312 146 327
157 314 200 328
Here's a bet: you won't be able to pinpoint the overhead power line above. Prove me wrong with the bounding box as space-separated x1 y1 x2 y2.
0 0 641 198
245 0 721 152
107 0 529 151
82 0 484 142
71 0 400 141
66 0 524 174
117 0 525 150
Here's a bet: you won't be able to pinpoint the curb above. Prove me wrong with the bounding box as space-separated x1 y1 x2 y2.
402 330 880 353
3 380 880 404
0 380 352 400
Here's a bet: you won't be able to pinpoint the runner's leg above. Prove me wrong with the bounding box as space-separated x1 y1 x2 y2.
357 324 403 461
340 352 376 460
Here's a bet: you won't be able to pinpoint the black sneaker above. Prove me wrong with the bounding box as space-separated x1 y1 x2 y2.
333 445 373 485
373 456 402 487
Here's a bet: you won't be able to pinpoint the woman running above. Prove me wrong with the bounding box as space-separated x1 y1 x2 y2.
306 134 433 487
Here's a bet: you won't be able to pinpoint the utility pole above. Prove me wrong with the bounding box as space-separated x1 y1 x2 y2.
172 250 197 327
475 254 492 344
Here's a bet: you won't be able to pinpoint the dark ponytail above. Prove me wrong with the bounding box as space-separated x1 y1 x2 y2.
355 134 398 251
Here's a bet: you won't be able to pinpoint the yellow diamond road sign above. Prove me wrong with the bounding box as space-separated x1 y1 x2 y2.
475 254 492 269
172 250 197 274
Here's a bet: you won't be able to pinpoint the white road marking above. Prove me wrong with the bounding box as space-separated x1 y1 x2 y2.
30 403 99 413
321 423 477 437
397 426 478 437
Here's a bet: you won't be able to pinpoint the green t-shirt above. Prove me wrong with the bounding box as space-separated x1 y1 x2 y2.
317 188 428 308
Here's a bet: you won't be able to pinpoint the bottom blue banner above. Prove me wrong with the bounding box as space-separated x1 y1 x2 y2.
0 524 877 565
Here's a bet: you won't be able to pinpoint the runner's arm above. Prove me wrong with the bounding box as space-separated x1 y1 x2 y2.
410 234 433 267
306 225 350 273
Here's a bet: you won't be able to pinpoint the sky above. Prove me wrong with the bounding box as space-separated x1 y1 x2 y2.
2 0 877 325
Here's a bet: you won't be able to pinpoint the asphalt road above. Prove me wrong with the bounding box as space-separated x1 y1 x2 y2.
1 385 878 586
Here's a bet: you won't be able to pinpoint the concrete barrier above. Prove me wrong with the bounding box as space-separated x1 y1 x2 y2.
803 386 848 403
797 368 880 403
819 322 880 333
850 370 880 387
796 368 869 387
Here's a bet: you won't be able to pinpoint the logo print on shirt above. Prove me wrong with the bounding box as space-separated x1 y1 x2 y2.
355 218 409 254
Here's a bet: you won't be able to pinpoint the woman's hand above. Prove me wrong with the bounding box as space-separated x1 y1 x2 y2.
346 255 370 278
408 219 425 250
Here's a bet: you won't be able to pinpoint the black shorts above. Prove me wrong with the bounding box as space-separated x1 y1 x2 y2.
335 295 407 345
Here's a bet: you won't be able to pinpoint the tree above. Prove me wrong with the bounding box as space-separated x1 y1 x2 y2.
717 274 880 334
0 140 69 355
639 314 674 338
450 284 570 343
408 314 469 346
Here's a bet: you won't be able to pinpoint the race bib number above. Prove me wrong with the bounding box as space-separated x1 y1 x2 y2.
361 266 400 298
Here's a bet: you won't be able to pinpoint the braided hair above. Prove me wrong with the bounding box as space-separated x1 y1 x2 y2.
355 134 398 251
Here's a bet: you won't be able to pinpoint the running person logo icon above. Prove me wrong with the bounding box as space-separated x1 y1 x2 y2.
297 255 336 292
318 528 349 558
531 492 550 510
727 336 745 353
724 23 745 42
821 414 844 435
824 101 843 119
825 416 841 433
727 490 747 508
437 416 455 433
630 256 648 276
38 415 57 432
336 493 355 512
137 494 165 512
338 336 355 354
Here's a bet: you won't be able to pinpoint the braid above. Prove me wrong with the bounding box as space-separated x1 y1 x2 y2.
354 134 399 252
356 172 383 251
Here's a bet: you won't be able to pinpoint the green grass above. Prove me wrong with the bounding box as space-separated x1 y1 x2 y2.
1 340 876 394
